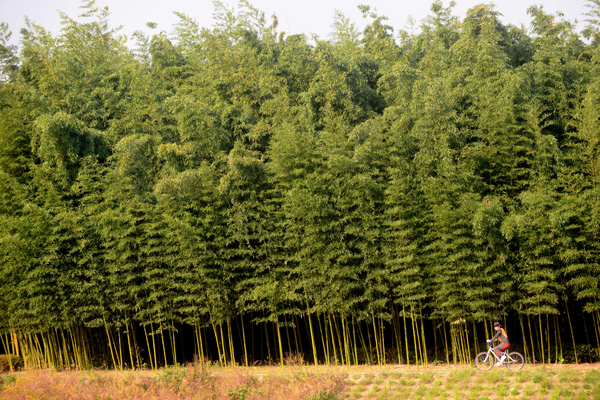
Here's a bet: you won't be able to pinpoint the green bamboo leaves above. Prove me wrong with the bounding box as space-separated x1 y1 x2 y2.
1 0 600 369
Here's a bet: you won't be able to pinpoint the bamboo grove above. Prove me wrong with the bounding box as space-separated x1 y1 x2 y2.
1 0 600 370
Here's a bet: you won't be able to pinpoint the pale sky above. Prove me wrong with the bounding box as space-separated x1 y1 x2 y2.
0 0 592 47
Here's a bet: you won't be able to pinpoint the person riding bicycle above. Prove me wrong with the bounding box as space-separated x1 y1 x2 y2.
487 321 510 367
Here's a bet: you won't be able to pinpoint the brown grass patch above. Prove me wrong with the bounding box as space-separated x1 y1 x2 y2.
0 365 345 400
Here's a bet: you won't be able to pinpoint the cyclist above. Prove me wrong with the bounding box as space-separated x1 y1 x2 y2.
487 321 510 367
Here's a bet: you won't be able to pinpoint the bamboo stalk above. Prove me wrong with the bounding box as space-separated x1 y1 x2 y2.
210 319 223 367
457 326 464 364
227 319 235 365
26 333 36 369
69 328 80 370
171 317 178 366
76 327 86 369
463 323 470 365
118 325 124 370
342 316 351 366
472 321 478 360
26 332 39 369
143 324 154 370
432 319 438 364
52 329 63 369
83 327 92 369
271 320 277 364
240 316 248 367
399 305 408 365
193 320 200 361
284 314 292 357
372 313 381 366
332 314 344 365
332 315 342 365
317 314 329 365
59 329 69 370
18 333 28 369
151 322 158 369
276 318 284 367
582 311 591 349
596 310 600 356
160 322 168 367
49 328 59 369
565 303 578 363
442 321 449 364
49 330 59 369
538 313 545 364
455 326 463 364
293 314 302 356
75 327 88 369
0 334 13 372
328 314 339 365
198 321 205 362
392 305 402 364
71 328 81 369
456 326 463 365
553 314 559 363
339 316 348 365
464 324 470 364
306 307 318 366
592 310 600 359
380 315 386 365
419 310 428 366
126 322 135 370
527 314 536 363
352 317 359 365
54 329 66 370
32 333 44 368
21 333 31 369
40 333 50 369
365 318 373 364
203 322 210 363
356 319 369 364
220 323 227 366
546 314 550 363
410 308 420 366
264 320 271 363
519 314 529 362
9 325 19 357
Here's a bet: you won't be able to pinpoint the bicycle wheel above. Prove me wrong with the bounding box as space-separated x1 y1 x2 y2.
505 352 524 371
475 352 494 371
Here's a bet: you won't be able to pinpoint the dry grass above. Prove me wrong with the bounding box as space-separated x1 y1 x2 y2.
0 363 345 400
1 363 599 400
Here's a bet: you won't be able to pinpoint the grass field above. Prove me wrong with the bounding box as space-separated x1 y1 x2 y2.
1 363 599 399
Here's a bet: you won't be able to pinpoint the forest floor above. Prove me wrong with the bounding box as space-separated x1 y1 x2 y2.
1 362 599 399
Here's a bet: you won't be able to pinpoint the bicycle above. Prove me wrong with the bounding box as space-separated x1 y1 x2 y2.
475 342 524 371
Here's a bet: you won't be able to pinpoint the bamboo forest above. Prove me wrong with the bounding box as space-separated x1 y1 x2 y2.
1 0 600 371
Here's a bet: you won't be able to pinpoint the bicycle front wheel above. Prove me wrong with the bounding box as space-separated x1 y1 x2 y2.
505 352 524 371
475 352 494 371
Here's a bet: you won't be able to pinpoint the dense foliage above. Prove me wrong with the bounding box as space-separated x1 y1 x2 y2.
1 0 600 369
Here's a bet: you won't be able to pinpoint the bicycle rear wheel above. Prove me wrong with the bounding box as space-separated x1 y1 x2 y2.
475 352 494 371
505 352 524 371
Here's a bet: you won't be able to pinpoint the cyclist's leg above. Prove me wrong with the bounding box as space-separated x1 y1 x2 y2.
499 344 510 362
493 345 503 366
493 344 503 358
